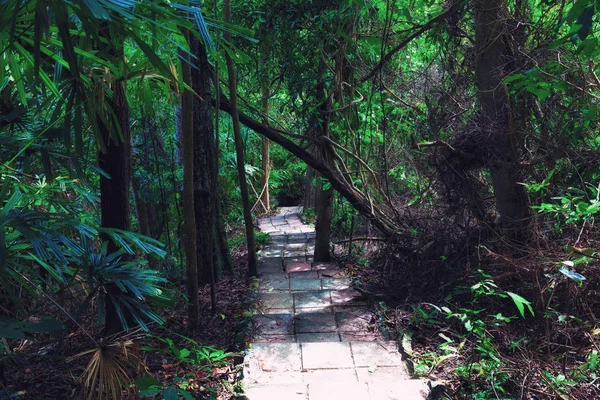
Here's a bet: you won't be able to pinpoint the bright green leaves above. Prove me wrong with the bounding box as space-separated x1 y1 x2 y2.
506 291 535 318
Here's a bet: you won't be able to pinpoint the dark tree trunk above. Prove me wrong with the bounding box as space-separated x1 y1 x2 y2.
190 35 217 311
303 167 319 209
132 175 158 270
260 82 270 212
224 0 257 277
312 62 333 262
215 198 235 277
181 31 199 325
474 0 530 241
97 24 132 334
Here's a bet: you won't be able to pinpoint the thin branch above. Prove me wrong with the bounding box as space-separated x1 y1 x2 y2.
359 0 465 83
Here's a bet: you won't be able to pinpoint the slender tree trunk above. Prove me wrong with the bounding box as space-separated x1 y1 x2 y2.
474 0 530 241
303 167 319 209
97 24 132 334
260 82 270 212
212 40 235 278
224 0 257 277
132 175 158 270
313 62 333 262
181 31 199 325
190 35 217 312
215 198 235 277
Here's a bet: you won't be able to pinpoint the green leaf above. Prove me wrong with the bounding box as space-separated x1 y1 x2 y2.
506 291 534 318
178 389 195 400
163 386 178 400
133 376 161 391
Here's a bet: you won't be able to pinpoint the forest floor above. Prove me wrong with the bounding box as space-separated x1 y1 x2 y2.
337 225 600 400
4 245 253 399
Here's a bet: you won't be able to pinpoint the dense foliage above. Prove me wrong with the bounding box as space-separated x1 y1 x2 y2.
2 0 600 398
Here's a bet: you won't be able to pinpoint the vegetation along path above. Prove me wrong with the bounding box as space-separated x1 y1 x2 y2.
242 207 435 399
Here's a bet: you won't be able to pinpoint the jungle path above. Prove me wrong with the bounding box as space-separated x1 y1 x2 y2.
242 206 435 399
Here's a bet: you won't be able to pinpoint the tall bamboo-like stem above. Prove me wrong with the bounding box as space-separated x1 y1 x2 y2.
260 63 270 212
224 0 257 276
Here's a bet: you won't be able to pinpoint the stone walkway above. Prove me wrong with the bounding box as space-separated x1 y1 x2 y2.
242 207 436 400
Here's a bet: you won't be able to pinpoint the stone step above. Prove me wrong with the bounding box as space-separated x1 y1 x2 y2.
243 380 440 400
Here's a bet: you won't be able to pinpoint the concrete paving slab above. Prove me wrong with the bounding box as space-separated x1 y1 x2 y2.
318 269 347 278
301 342 354 369
285 250 306 257
253 314 293 336
261 248 283 257
312 262 338 270
295 312 337 333
355 365 411 383
340 332 384 342
289 270 319 279
351 342 405 367
254 334 296 343
284 256 307 263
286 261 312 272
260 274 290 291
290 278 322 291
294 306 334 314
244 383 308 400
258 292 293 309
367 380 429 400
246 343 302 372
294 291 331 309
335 310 374 332
331 289 366 305
296 333 340 343
308 381 370 400
259 257 283 269
300 368 356 384
286 243 307 250
322 277 351 290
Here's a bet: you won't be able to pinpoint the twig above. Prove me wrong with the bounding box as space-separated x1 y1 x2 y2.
335 237 386 244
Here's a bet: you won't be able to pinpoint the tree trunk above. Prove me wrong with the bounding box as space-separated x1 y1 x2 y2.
314 185 333 261
215 198 235 277
303 167 319 209
190 35 217 312
97 25 132 334
312 64 333 262
474 0 530 241
260 82 270 212
132 175 158 270
181 31 199 325
224 0 257 277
